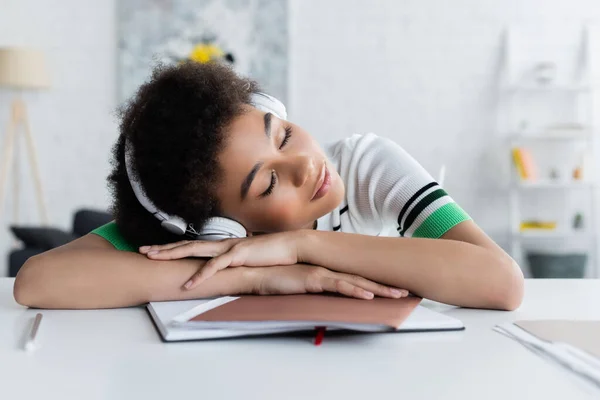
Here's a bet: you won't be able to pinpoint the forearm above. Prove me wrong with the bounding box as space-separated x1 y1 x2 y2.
297 230 522 310
14 245 254 309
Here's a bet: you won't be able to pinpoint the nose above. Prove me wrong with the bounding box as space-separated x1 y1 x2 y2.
280 153 315 188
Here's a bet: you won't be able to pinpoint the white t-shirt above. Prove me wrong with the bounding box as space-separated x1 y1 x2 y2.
316 133 470 238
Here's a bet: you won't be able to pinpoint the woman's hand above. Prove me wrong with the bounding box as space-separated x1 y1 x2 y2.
140 232 301 289
250 264 409 300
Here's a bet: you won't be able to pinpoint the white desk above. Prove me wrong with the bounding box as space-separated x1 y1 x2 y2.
1 279 599 400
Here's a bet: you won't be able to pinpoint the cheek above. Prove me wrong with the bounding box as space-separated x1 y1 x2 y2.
267 203 298 228
247 195 307 232
331 170 345 196
271 199 309 230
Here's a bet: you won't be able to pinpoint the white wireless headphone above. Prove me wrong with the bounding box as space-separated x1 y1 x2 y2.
125 92 287 241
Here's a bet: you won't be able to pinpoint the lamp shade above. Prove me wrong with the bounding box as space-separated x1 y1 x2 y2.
0 48 51 89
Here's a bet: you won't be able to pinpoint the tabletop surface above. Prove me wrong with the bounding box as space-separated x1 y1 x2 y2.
1 278 599 400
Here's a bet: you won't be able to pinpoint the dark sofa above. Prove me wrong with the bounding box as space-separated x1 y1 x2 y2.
8 209 112 277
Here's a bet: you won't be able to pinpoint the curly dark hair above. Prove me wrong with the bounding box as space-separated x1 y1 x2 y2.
108 61 259 248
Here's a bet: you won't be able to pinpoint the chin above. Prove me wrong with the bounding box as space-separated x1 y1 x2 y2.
330 171 345 204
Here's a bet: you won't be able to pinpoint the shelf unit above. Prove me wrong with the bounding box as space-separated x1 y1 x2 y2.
508 132 598 279
508 134 592 144
513 230 592 239
504 85 595 93
514 180 596 189
503 26 599 278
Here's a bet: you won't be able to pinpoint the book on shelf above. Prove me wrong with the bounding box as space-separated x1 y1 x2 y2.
511 147 537 181
519 220 557 232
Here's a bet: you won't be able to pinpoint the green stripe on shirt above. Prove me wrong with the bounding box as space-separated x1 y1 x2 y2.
412 202 471 239
399 188 448 236
91 222 137 252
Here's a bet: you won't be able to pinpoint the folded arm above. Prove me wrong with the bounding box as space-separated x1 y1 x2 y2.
297 220 524 310
147 220 523 311
13 234 256 309
14 233 404 309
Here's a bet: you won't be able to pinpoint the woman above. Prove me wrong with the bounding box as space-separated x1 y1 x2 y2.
14 62 523 310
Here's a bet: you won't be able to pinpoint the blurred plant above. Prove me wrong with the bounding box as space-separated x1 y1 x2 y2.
573 212 584 230
189 43 234 64
163 34 234 65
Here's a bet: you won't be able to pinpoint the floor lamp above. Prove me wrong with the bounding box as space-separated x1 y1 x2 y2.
0 48 50 226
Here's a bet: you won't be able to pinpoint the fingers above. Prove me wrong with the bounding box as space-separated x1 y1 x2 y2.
142 240 232 260
139 240 190 254
346 274 409 299
319 277 375 300
183 253 234 290
315 270 409 300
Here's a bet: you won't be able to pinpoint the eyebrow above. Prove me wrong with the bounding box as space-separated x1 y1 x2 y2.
240 113 273 200
264 112 272 138
241 161 264 200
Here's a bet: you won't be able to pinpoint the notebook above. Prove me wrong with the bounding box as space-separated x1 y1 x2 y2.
515 320 600 359
147 294 465 342
494 321 600 386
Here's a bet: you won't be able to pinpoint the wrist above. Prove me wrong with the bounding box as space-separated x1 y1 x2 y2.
295 229 318 264
239 266 262 294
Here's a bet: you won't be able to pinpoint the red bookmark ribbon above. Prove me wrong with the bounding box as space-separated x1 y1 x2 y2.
314 326 326 346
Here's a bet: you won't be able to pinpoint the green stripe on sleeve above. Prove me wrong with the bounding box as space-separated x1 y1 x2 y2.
400 188 448 236
412 202 471 239
91 222 137 252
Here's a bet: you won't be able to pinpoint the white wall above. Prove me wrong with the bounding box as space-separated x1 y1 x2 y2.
0 0 117 275
2 0 600 277
288 0 600 261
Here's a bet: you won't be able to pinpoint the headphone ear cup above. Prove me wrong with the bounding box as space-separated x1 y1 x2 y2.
195 217 247 241
250 92 287 120
160 217 188 236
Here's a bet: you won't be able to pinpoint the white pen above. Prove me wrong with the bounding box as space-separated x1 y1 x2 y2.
25 313 43 352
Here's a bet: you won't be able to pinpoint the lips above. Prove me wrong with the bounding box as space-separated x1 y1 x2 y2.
311 161 331 201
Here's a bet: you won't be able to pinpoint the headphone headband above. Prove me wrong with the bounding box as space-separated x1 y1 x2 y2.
124 141 189 235
251 92 287 120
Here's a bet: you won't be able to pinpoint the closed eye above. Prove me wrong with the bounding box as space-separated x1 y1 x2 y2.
260 126 291 198
279 126 292 149
261 170 277 197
